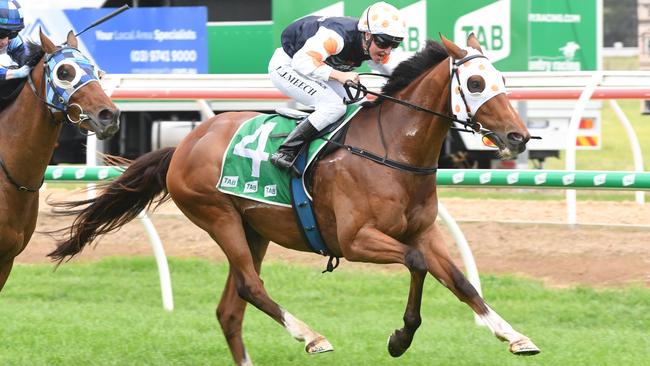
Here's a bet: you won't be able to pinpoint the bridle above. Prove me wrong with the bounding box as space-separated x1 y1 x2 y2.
0 45 101 192
27 45 99 126
344 54 499 136
337 54 498 174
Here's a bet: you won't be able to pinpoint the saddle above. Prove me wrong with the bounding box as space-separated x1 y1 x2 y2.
275 107 352 189
0 77 26 112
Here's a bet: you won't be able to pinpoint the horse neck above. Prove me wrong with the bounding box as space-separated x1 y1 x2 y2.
377 59 451 168
0 67 62 187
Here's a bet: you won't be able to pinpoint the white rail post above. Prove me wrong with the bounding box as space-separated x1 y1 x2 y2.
438 202 484 326
565 72 603 225
608 100 645 204
86 134 98 199
196 99 215 119
138 211 174 311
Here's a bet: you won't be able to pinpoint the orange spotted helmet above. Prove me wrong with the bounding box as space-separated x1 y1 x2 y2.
357 2 406 47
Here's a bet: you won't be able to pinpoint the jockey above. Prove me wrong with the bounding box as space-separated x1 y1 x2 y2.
268 1 407 171
0 0 31 81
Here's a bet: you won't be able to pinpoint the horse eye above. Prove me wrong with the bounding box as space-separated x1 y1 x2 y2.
467 76 485 93
57 65 75 81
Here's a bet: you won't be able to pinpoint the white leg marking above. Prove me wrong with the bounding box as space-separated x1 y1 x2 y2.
479 305 540 355
239 351 253 366
281 309 333 354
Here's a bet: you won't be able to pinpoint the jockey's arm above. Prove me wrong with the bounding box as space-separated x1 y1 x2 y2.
291 27 357 84
1 36 31 80
0 64 30 80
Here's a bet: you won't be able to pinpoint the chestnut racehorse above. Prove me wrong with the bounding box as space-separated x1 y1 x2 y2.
0 30 119 291
49 35 539 365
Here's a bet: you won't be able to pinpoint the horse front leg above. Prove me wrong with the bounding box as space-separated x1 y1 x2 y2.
416 224 540 356
387 268 425 357
341 226 428 357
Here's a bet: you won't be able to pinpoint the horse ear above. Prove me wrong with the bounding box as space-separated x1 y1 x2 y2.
439 33 467 60
466 32 484 54
39 28 56 54
66 30 78 48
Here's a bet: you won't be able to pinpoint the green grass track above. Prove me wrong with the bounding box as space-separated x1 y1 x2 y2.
1 257 648 365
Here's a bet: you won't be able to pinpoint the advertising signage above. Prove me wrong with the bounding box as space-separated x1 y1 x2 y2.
25 7 208 74
271 0 600 72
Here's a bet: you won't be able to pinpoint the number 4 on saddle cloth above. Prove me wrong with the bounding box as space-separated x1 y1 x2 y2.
218 104 362 260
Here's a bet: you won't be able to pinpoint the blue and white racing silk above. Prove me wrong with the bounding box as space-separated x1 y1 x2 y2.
0 34 30 80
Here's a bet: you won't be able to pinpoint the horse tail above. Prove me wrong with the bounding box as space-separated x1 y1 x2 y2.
47 147 176 263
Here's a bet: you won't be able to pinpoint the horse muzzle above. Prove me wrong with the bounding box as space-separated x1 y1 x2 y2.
91 107 121 140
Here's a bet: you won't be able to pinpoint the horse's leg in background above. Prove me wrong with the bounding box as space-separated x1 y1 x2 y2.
415 224 540 355
340 227 428 357
216 224 269 366
176 196 332 364
0 258 14 290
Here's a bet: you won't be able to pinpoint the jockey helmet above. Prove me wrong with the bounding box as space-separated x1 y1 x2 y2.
358 2 406 44
0 0 24 33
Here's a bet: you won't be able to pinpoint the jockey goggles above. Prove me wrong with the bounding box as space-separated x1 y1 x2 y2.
373 34 402 49
0 29 19 39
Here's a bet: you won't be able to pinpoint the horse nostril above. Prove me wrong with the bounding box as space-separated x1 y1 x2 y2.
507 132 528 153
507 132 525 144
98 108 115 122
104 124 118 137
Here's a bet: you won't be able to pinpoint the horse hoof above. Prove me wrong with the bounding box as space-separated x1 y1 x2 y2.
510 338 541 356
387 330 410 358
305 336 333 354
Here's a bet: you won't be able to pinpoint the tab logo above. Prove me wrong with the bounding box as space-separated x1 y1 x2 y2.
221 176 239 188
243 181 259 193
264 185 278 197
454 0 511 62
479 172 492 184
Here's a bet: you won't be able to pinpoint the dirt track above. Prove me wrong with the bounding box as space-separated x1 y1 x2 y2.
17 189 650 288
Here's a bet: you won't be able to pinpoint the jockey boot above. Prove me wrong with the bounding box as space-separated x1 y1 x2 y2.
270 119 319 171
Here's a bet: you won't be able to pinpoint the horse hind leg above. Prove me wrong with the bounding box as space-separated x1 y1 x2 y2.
216 224 268 365
201 212 331 365
417 225 540 356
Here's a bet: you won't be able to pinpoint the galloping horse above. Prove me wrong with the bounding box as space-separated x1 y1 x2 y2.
49 35 539 364
0 30 119 291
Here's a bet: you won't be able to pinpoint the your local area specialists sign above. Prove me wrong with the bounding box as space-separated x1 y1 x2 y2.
25 7 207 74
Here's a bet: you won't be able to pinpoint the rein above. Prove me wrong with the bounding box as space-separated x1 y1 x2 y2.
0 156 43 192
335 54 541 174
345 55 494 135
331 54 490 175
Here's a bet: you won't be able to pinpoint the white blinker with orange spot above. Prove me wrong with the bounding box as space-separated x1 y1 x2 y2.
450 47 506 123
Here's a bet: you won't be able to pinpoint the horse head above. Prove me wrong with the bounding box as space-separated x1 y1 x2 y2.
37 29 119 140
441 34 529 159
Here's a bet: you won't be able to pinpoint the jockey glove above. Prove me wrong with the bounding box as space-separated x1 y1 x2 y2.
6 65 30 80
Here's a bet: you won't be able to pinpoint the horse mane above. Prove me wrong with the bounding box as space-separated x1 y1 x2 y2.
366 40 448 106
23 40 45 67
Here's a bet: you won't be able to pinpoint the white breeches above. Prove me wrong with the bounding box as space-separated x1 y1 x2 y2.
268 48 347 131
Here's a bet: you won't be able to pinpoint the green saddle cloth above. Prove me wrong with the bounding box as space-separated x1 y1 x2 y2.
217 105 362 207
